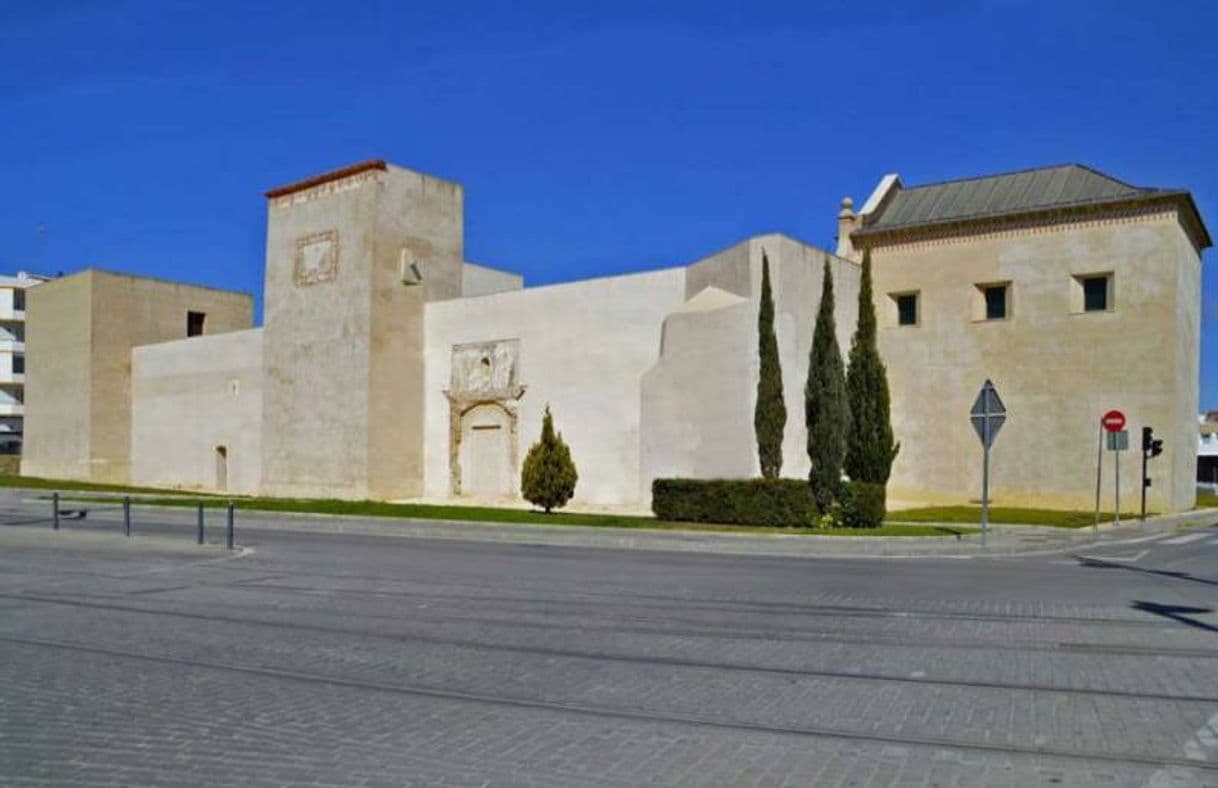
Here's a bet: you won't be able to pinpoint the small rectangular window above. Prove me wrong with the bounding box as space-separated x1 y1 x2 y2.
12 290 24 311
895 293 918 326
983 284 1008 320
12 354 24 375
187 311 206 337
1082 276 1109 312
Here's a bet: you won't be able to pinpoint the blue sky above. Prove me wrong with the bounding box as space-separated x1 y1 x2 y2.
2 1 1215 406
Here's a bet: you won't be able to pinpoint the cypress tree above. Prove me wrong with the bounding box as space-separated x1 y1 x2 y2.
754 251 786 479
521 405 578 513
845 249 900 483
805 259 851 513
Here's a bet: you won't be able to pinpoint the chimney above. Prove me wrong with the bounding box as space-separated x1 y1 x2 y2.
835 197 861 261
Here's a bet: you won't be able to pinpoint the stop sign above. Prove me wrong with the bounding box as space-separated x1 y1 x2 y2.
1102 410 1126 433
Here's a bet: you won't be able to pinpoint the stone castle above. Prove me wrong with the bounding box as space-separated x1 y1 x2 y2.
22 160 1210 512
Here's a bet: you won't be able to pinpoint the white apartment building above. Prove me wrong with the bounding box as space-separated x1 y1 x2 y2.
0 272 50 454
1201 412 1218 490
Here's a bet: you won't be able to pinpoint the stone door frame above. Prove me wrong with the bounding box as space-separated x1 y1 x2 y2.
444 386 526 497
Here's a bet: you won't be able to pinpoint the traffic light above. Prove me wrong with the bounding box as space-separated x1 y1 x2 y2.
1142 427 1164 458
1140 426 1164 520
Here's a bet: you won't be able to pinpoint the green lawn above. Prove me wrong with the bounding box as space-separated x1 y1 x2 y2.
888 506 1116 529
45 489 975 538
1199 490 1218 509
3 473 1137 533
0 474 225 497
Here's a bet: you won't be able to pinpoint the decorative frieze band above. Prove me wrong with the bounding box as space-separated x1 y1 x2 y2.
858 199 1204 255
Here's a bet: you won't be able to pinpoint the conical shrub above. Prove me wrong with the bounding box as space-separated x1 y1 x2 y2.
521 405 578 513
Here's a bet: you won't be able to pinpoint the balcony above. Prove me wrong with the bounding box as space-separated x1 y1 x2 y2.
0 307 25 322
0 371 24 385
0 403 24 416
0 339 25 353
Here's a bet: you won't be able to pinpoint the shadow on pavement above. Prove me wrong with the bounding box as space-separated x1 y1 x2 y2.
1073 555 1218 588
1131 600 1218 633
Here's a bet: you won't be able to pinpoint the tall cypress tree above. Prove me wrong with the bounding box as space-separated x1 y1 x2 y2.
754 251 786 479
805 260 851 512
845 249 900 483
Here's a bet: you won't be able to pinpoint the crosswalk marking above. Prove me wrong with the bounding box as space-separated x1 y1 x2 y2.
1160 533 1209 545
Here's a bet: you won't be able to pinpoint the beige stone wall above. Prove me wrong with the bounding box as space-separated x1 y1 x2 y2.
1171 223 1203 508
22 274 92 479
368 167 463 499
260 169 378 498
23 270 253 484
131 329 263 494
869 210 1203 512
261 163 463 500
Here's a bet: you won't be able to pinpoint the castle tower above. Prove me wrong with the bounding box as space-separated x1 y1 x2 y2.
260 161 463 499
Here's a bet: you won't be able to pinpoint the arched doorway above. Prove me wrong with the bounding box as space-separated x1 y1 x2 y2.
458 404 513 498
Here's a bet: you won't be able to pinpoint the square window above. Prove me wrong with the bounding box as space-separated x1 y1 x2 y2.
1082 275 1109 312
983 284 1008 320
187 311 206 337
894 293 918 326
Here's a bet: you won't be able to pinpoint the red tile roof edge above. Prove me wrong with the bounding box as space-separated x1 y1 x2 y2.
264 159 388 199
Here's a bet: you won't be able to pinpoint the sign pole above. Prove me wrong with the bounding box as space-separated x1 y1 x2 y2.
1140 441 1148 522
969 380 1005 548
1093 420 1103 534
1098 411 1127 531
981 435 990 547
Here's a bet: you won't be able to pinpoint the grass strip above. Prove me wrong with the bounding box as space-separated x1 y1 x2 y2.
0 474 225 496
888 505 1120 528
50 492 976 538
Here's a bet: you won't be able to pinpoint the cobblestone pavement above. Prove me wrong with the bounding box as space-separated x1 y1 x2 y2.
1 504 1217 786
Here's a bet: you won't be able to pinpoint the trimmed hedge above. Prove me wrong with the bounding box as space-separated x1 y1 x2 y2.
842 481 886 528
652 478 814 528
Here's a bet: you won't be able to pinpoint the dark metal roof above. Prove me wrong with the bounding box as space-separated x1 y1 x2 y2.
851 165 1215 252
860 164 1175 232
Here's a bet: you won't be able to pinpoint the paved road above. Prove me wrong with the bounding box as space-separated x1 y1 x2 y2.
0 500 1217 786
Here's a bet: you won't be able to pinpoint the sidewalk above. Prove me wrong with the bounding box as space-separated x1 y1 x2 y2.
16 487 1217 559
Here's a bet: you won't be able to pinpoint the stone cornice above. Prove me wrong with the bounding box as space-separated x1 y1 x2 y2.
853 193 1211 256
265 159 388 199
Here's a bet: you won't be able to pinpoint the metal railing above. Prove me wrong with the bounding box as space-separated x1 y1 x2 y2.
50 492 236 549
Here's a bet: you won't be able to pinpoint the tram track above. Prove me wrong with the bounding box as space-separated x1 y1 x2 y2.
2 633 1213 774
2 589 1216 705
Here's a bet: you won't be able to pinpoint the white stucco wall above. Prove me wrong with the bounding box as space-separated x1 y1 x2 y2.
640 235 860 494
461 262 523 297
640 288 754 492
131 328 263 494
424 267 687 505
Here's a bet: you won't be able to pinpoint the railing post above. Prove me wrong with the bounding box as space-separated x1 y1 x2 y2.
196 502 205 545
226 502 235 550
52 492 60 531
123 496 131 537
